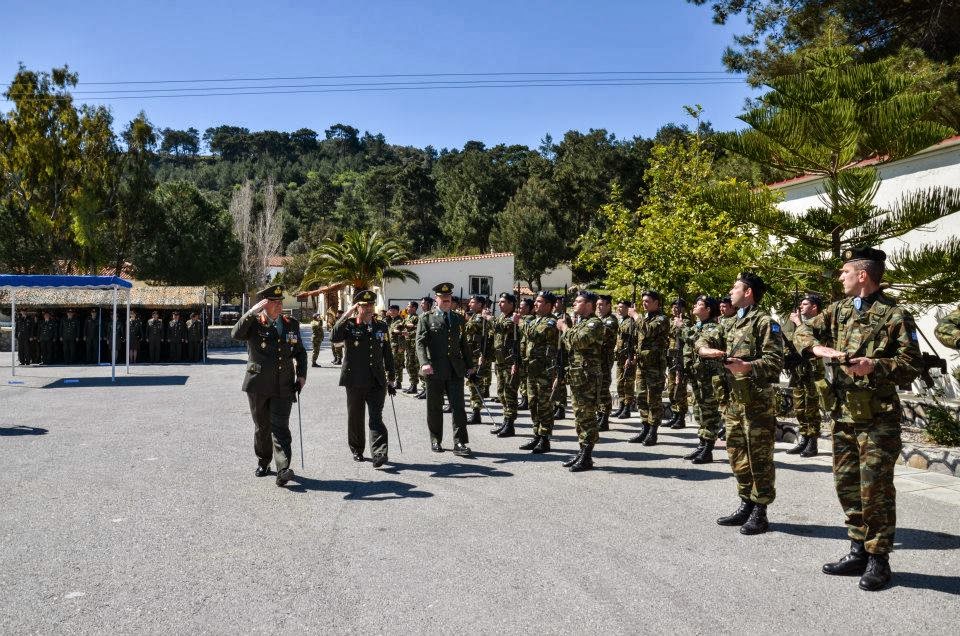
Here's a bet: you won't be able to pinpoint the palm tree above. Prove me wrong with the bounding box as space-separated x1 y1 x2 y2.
301 229 420 291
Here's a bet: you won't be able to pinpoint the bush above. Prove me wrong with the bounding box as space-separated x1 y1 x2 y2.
925 405 960 447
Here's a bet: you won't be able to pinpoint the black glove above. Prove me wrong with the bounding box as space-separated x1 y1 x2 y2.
387 382 397 396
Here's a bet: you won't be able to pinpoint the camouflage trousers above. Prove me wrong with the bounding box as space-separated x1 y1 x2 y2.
554 378 568 410
599 360 614 414
391 345 405 385
404 343 420 388
311 335 323 365
527 372 555 436
517 362 528 400
791 376 821 437
667 361 688 415
833 415 901 554
615 357 636 403
495 360 519 418
635 359 666 426
689 371 721 442
569 370 600 445
470 359 493 409
722 385 777 505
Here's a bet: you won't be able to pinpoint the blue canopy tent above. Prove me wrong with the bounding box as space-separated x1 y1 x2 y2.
1 275 133 381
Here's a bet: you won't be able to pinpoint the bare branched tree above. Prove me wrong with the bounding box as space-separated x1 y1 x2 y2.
229 178 283 305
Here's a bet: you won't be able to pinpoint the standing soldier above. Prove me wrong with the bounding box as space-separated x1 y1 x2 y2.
232 284 308 486
331 290 396 467
488 292 520 437
330 310 345 365
167 311 187 362
595 294 619 432
416 282 474 456
666 299 690 429
309 312 324 367
697 272 783 536
187 312 204 362
15 311 34 365
552 297 573 419
935 304 960 349
386 305 406 388
37 310 59 365
516 291 560 453
556 291 604 472
627 291 670 446
59 309 82 364
464 295 492 423
516 298 534 410
782 294 825 457
718 296 736 330
682 296 724 464
402 301 421 395
795 247 921 591
147 310 164 363
84 308 100 364
613 300 637 419
128 310 144 363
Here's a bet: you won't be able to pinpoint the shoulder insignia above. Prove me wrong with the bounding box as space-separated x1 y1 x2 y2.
771 323 780 333
546 319 556 327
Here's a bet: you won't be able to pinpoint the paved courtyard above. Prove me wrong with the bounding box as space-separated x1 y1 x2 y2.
1 339 958 633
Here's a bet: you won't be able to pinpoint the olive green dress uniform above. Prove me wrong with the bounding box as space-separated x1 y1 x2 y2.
782 318 826 440
696 304 783 506
562 315 605 445
15 314 34 365
795 291 921 556
403 312 421 391
491 309 520 420
387 315 406 385
331 311 395 460
129 315 144 361
667 317 691 418
683 319 724 442
465 310 492 411
59 313 82 364
187 317 204 362
38 316 59 365
634 310 670 428
84 311 100 364
147 316 164 363
168 317 186 362
416 306 474 449
598 311 619 416
615 314 636 409
520 313 560 438
232 295 308 476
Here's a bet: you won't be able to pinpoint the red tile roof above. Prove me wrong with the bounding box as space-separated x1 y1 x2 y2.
266 256 293 267
401 252 513 266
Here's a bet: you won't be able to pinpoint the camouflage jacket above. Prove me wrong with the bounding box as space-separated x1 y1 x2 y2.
614 314 635 361
695 304 783 387
310 319 324 342
635 310 670 367
935 305 960 350
464 312 492 359
561 315 604 382
598 312 618 368
521 314 559 376
491 312 519 365
781 318 824 382
682 319 724 376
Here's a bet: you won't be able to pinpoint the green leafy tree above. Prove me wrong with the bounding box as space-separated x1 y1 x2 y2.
387 162 443 254
301 229 420 291
160 127 200 156
490 176 563 290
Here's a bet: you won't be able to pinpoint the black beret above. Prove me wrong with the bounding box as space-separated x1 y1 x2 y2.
408 300 419 308
737 271 767 297
519 298 534 309
537 290 557 304
597 294 613 303
432 282 454 295
256 284 285 300
617 299 633 307
803 293 824 309
695 294 720 317
498 292 517 304
672 298 686 308
420 296 434 305
641 290 662 302
842 246 886 263
353 289 377 304
577 290 599 303
720 296 732 304
388 304 400 311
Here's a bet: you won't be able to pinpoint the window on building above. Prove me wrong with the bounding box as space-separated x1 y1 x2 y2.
469 276 492 297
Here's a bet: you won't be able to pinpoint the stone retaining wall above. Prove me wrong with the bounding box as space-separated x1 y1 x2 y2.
207 325 244 349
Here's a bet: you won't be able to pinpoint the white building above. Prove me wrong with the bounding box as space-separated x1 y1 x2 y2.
380 252 517 308
770 135 960 392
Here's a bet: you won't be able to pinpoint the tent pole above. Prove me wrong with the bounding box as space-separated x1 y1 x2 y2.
202 287 207 365
98 307 102 366
10 290 15 377
125 289 131 375
111 286 118 382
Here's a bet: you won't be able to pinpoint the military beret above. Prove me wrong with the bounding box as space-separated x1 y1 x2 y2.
469 294 485 303
695 294 720 317
598 294 613 303
519 298 534 309
617 299 632 307
498 292 517 304
388 304 400 311
672 298 686 308
842 246 886 263
720 296 732 304
408 300 419 308
537 290 557 304
737 271 767 297
421 296 434 306
641 290 662 302
353 289 377 304
803 293 824 309
256 284 285 300
313 312 322 319
432 282 454 295
577 290 599 303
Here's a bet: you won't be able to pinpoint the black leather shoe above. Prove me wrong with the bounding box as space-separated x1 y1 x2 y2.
431 439 444 453
416 389 426 399
717 426 726 440
717 499 755 526
453 442 472 457
670 413 686 429
496 418 516 438
311 362 320 368
442 403 452 413
628 423 651 444
569 444 594 472
612 404 625 418
823 540 869 576
691 439 715 464
276 467 294 487
372 454 387 468
800 436 819 457
531 436 551 453
739 504 769 535
519 435 540 450
642 426 659 446
490 421 505 435
598 413 610 432
684 438 707 460
858 554 892 591
352 451 364 462
554 406 565 420
255 465 271 477
786 434 809 455
562 447 584 468
468 408 482 424
403 386 416 394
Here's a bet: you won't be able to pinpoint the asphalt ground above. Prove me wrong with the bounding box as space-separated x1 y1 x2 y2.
1 338 958 634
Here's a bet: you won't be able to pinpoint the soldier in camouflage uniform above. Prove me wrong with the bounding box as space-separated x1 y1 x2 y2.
552 297 572 419
557 291 604 472
781 294 825 457
595 294 619 432
310 312 325 367
385 305 405 386
795 247 921 592
613 300 636 419
489 292 521 437
464 295 492 423
682 295 724 463
517 291 560 453
714 296 736 441
697 272 783 536
516 298 534 410
934 305 960 349
401 301 421 394
666 299 690 429
628 291 670 446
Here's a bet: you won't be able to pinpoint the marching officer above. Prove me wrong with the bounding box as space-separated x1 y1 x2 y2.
331 290 396 467
231 284 308 486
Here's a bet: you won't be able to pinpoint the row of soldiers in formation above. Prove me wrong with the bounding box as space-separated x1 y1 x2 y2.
13 308 207 365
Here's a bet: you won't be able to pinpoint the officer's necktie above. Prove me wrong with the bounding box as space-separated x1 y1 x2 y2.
444 311 450 328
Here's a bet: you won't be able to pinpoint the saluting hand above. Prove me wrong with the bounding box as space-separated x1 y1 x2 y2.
250 298 269 313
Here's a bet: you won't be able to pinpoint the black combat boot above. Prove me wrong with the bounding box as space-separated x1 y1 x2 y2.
717 499 755 526
561 446 584 468
468 408 482 424
739 504 769 535
663 411 679 428
612 402 626 418
858 554 892 591
554 406 565 420
517 395 529 410
531 435 551 453
496 417 516 438
800 436 819 458
670 412 686 429
628 423 651 444
416 388 426 399
717 425 726 441
822 540 868 576
481 386 490 398
490 419 506 435
786 434 808 455
642 425 659 446
684 437 707 460
691 439 715 464
617 404 632 419
598 412 610 432
569 443 594 472
519 435 540 450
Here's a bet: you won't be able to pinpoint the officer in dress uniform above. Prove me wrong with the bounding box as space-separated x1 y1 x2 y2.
231 284 308 486
331 290 396 467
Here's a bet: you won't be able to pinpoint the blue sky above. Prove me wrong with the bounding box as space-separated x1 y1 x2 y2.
2 1 757 150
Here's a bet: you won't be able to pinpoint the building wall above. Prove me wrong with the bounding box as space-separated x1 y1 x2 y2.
538 264 574 291
379 255 515 309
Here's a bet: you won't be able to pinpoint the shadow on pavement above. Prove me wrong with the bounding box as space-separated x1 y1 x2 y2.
597 463 731 480
286 476 433 500
202 356 247 365
774 461 834 473
472 450 575 464
891 571 960 595
382 460 513 479
776 523 960 551
43 376 189 388
0 425 48 436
